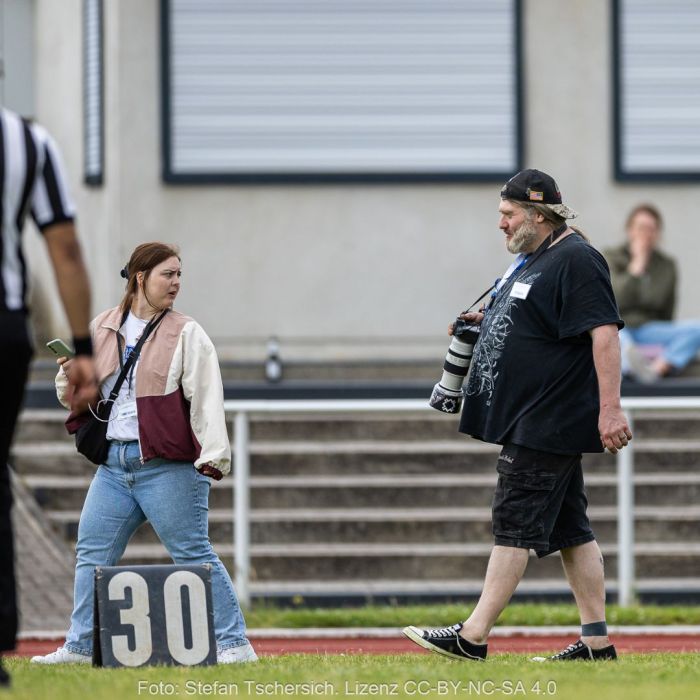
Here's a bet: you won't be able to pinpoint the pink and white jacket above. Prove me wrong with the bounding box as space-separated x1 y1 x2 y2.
56 307 231 477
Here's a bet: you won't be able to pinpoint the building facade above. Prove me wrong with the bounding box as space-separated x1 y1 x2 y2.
7 0 700 361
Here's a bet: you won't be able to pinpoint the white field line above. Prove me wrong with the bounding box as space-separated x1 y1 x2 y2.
18 625 700 641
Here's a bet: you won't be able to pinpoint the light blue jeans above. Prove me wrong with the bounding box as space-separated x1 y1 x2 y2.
620 321 700 374
64 440 248 656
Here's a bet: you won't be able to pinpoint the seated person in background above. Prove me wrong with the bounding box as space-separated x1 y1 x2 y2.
604 204 700 382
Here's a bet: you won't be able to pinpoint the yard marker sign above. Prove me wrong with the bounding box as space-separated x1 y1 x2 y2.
93 565 216 667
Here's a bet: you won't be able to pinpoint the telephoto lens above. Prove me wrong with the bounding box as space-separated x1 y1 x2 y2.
429 319 480 413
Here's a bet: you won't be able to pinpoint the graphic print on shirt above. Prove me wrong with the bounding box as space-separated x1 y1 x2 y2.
466 272 541 405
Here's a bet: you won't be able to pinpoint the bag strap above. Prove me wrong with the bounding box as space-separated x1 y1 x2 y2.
107 309 169 404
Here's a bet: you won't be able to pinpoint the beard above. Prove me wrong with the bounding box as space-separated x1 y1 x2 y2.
507 216 539 254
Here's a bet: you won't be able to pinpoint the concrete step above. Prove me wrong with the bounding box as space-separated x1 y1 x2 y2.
10 438 700 478
110 541 700 580
247 411 700 442
14 409 700 445
20 472 700 511
47 505 700 546
242 439 700 473
30 354 700 383
29 358 442 384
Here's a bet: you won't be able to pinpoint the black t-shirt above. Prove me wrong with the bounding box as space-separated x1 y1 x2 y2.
459 233 623 455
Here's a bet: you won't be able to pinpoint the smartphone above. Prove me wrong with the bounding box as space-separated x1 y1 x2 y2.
46 338 75 358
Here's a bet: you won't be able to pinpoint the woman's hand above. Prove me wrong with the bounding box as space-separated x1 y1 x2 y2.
197 463 223 481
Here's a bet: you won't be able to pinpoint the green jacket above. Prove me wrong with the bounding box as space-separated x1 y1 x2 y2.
603 244 677 329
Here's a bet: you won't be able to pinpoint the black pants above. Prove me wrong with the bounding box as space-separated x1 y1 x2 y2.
0 312 33 652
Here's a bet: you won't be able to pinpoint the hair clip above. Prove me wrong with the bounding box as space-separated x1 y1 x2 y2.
120 265 129 279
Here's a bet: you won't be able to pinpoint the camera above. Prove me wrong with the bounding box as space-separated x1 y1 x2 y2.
429 318 480 414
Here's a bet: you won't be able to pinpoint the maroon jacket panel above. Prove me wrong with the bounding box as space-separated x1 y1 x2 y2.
136 389 202 463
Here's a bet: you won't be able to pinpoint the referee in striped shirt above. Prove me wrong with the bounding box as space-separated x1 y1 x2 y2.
0 107 98 686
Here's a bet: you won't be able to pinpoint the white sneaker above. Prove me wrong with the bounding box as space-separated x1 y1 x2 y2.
217 643 258 664
30 646 91 664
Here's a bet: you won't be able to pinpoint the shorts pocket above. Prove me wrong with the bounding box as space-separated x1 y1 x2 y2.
492 467 558 541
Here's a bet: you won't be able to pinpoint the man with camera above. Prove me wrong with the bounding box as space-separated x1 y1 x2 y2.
404 169 631 663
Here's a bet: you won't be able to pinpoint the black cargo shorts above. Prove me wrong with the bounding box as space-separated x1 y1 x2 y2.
491 442 595 557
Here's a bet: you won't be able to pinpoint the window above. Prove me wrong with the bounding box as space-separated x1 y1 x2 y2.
84 0 104 185
161 0 522 183
613 0 700 180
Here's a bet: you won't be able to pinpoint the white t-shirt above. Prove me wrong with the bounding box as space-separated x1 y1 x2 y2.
102 312 148 442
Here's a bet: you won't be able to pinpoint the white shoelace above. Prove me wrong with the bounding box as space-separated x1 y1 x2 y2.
553 642 581 658
426 624 460 639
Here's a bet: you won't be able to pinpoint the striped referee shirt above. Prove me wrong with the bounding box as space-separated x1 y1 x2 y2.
0 107 75 313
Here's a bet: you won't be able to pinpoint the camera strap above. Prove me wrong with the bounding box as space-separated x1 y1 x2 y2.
462 285 496 314
480 223 569 313
463 254 529 313
464 224 569 314
509 223 568 279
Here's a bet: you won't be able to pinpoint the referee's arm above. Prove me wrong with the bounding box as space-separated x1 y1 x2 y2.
31 128 97 409
43 221 92 340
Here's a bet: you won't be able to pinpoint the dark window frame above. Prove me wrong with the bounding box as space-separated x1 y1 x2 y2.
159 0 524 185
83 0 105 186
612 0 700 182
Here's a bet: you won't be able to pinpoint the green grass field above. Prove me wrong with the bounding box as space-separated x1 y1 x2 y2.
243 603 700 628
5 605 699 699
4 653 700 700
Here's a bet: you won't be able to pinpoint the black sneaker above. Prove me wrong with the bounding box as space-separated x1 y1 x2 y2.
403 623 487 661
531 639 617 662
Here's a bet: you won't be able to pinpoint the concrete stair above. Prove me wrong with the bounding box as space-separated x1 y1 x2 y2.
11 407 700 602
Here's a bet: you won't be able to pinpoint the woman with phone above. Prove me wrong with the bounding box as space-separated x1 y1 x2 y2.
31 242 256 665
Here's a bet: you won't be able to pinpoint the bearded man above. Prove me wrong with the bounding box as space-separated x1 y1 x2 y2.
404 169 631 663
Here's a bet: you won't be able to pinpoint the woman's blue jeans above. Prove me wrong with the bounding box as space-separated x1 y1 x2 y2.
63 441 249 655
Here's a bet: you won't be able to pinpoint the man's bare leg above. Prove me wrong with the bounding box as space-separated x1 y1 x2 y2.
460 545 530 644
560 540 611 649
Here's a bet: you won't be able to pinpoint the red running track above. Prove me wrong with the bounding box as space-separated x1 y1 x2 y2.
12 635 700 658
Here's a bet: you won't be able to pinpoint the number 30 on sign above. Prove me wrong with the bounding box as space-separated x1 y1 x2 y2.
93 565 217 667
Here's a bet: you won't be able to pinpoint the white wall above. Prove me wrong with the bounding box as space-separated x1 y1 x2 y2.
29 0 700 360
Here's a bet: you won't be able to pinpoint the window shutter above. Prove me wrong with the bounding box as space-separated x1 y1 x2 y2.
164 0 521 181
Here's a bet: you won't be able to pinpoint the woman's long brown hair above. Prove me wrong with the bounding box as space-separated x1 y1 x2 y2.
119 242 181 315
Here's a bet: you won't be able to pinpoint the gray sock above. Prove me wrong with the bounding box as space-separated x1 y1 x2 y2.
581 621 608 637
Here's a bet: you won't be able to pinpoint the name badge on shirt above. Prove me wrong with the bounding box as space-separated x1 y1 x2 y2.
510 282 532 300
116 401 138 420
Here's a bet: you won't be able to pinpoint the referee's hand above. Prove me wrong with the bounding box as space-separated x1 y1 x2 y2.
60 355 99 413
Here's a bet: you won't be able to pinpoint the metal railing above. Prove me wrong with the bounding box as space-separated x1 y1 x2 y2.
224 396 700 608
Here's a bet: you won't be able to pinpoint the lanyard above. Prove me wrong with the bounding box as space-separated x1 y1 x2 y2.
483 224 569 314
492 253 529 296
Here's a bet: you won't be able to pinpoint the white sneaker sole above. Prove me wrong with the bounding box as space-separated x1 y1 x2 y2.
30 654 91 665
402 626 484 662
217 645 259 664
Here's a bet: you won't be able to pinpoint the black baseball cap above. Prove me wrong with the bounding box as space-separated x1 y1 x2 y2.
500 169 578 219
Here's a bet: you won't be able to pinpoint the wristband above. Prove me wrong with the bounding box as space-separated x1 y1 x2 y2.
72 335 93 356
